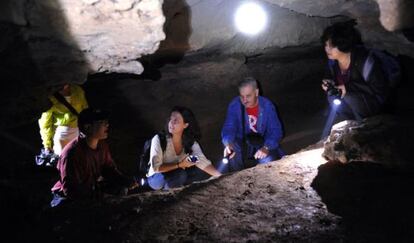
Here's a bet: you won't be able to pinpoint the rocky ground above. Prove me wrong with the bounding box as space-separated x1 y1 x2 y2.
1 46 414 243
3 140 414 242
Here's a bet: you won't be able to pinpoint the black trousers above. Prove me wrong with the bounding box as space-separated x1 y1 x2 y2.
329 92 381 121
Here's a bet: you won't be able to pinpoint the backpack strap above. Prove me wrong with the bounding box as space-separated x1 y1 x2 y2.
53 92 79 116
362 51 375 82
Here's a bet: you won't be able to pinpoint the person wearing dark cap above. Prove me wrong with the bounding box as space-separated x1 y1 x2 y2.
50 108 137 207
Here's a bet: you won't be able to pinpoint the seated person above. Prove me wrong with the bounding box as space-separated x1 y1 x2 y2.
50 108 136 207
146 106 221 190
221 77 284 173
321 21 388 121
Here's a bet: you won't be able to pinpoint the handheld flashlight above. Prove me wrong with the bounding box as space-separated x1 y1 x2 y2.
333 98 342 106
222 155 230 164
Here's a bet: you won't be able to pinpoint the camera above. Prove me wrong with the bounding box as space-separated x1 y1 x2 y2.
323 79 342 105
35 149 59 167
187 155 198 163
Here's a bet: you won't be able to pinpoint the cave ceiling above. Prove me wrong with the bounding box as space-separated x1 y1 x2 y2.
1 0 413 80
0 0 413 128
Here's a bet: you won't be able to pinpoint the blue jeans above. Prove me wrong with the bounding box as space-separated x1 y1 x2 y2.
222 141 284 173
147 167 209 190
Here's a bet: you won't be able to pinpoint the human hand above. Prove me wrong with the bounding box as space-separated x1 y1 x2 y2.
321 79 331 92
128 181 140 190
254 146 269 160
179 156 197 169
223 144 235 159
336 84 346 98
44 147 54 155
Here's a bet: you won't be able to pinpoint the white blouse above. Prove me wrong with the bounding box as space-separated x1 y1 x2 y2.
147 135 212 177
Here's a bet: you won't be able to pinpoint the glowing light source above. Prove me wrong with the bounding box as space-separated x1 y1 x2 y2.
333 98 342 106
234 2 267 35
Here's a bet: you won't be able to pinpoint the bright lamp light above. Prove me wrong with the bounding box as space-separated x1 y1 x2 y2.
234 2 267 35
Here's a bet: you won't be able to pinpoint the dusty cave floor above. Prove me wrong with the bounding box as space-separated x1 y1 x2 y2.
3 143 414 243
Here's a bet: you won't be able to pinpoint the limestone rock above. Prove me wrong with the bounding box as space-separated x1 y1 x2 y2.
1 0 165 83
322 116 414 169
162 0 414 57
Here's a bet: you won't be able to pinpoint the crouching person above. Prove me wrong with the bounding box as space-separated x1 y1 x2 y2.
147 106 221 190
50 108 137 207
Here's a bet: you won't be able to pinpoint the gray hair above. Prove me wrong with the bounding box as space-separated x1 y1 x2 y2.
238 77 258 90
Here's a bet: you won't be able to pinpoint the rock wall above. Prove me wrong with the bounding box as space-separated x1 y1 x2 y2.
0 0 165 84
161 0 414 57
322 116 414 169
0 0 165 127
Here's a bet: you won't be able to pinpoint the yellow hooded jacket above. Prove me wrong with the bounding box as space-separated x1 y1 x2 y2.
38 84 88 149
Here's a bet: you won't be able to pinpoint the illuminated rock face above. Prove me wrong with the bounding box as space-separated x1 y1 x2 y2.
0 0 413 129
265 0 414 32
1 0 165 82
162 0 414 56
161 0 341 54
61 0 166 75
1 0 412 82
322 116 414 169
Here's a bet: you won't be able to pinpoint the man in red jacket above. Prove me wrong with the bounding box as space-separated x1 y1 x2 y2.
51 108 136 207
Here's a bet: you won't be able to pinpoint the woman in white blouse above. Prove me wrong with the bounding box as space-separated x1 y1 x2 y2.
147 106 221 190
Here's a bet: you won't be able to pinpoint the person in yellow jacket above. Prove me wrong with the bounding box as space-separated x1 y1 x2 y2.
38 83 88 155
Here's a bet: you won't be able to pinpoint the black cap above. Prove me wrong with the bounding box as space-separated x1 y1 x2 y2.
78 108 109 128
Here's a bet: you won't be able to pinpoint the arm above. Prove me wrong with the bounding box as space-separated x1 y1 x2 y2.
59 152 85 199
202 165 222 177
38 109 55 150
77 85 89 111
149 135 187 173
100 142 132 185
221 99 239 146
263 102 283 150
71 84 89 113
322 60 336 91
192 142 221 177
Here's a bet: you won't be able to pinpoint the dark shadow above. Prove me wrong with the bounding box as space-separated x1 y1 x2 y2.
137 0 192 81
397 0 414 42
0 0 90 162
402 27 414 42
395 54 414 116
312 161 414 242
0 1 90 241
83 75 156 175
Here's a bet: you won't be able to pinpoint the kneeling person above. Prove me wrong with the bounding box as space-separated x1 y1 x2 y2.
147 106 221 190
222 77 284 172
51 108 136 207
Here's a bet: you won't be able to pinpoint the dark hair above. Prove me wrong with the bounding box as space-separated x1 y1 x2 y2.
320 21 362 53
78 108 109 134
162 106 201 154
